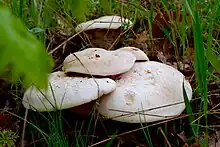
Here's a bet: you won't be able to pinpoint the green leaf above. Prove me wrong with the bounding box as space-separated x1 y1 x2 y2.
192 9 208 98
64 0 90 22
206 49 220 73
0 6 54 89
43 0 58 28
182 79 198 137
100 0 112 14
192 5 208 141
206 19 220 73
183 0 195 21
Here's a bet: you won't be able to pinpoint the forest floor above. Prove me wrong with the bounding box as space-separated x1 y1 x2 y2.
0 1 220 147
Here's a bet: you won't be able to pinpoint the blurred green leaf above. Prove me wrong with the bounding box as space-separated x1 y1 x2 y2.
192 4 208 141
192 9 207 98
43 0 58 28
100 0 112 14
64 0 90 22
206 49 220 73
0 6 54 89
206 18 220 73
183 0 195 21
182 79 198 137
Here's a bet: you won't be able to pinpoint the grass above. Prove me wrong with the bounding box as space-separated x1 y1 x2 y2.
0 0 220 146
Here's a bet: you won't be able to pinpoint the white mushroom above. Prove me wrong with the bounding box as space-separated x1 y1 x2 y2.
117 46 149 61
22 71 116 112
74 15 133 49
75 15 133 32
98 61 192 123
62 48 136 76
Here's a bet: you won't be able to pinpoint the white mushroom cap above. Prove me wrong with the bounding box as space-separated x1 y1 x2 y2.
62 48 136 76
117 47 149 61
75 15 133 32
22 71 116 112
98 61 192 123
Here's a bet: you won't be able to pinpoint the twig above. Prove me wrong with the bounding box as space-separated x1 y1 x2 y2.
20 108 29 147
158 127 172 147
48 30 83 55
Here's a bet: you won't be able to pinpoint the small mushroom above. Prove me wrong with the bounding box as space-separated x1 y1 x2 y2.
117 46 149 61
62 48 136 76
75 15 133 49
22 71 116 112
98 61 192 123
75 15 132 32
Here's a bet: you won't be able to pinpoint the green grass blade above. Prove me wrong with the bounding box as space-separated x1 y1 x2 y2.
206 20 220 72
182 79 198 137
192 3 208 141
183 0 195 21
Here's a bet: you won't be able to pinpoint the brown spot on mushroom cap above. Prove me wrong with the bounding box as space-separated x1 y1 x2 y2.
95 54 100 58
144 69 151 74
132 48 139 51
124 89 136 105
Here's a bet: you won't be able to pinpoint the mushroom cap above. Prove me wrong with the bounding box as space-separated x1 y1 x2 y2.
75 15 133 32
62 48 136 76
22 71 116 112
117 47 149 61
98 61 192 123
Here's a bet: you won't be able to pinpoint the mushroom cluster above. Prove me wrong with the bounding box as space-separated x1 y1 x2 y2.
22 46 192 123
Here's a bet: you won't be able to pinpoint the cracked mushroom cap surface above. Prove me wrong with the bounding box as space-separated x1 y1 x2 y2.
22 71 116 112
117 46 149 61
62 48 136 76
98 61 192 123
75 15 133 32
